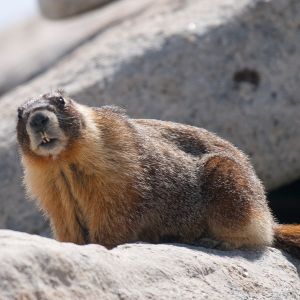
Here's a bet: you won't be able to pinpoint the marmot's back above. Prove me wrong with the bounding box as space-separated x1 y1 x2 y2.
131 119 271 245
135 118 241 157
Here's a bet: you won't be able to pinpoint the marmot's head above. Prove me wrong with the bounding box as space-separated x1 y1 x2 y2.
17 91 85 158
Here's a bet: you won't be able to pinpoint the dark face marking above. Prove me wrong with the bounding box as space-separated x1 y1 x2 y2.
16 91 85 156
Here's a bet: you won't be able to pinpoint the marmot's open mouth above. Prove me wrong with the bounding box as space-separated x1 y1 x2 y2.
39 138 58 148
38 131 59 148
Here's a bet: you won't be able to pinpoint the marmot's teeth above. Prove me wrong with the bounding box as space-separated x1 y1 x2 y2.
41 132 50 144
41 137 50 144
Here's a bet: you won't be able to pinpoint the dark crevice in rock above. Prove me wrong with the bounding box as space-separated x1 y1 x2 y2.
233 69 260 88
268 179 300 224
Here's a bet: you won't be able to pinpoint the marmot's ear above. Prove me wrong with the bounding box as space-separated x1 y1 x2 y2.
17 107 24 119
56 88 66 96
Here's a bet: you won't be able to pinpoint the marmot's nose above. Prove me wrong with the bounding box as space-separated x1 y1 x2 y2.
30 112 49 131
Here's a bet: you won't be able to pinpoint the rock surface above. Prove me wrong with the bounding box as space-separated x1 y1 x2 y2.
0 230 299 300
38 0 115 19
0 1 152 96
0 0 299 234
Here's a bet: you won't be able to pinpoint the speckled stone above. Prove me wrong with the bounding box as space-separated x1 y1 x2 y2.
0 0 299 235
0 230 299 300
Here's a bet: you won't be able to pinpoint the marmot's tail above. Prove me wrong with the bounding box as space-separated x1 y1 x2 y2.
274 224 300 259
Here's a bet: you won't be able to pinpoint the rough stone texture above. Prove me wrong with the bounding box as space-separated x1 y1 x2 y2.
38 0 115 19
0 1 151 95
0 230 299 300
0 0 299 234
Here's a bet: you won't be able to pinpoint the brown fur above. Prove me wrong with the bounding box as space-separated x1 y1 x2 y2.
274 225 300 258
16 91 300 257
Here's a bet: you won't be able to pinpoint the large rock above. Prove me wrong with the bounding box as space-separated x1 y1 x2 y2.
0 1 151 96
0 0 299 234
0 230 299 299
38 0 115 19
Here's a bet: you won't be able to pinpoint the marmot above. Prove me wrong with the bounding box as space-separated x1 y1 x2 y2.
16 91 300 257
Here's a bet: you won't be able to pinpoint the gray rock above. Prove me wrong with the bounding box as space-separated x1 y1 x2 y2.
0 0 299 235
38 0 115 19
0 230 299 300
0 1 151 95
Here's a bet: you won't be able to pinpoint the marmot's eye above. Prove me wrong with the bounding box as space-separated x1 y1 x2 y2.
57 96 65 106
